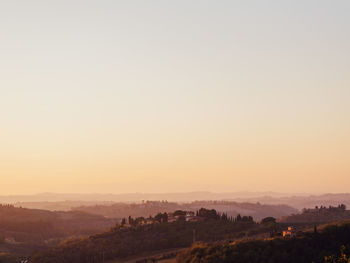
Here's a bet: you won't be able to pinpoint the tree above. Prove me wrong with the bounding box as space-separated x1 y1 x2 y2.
261 217 276 225
173 210 186 216
198 208 219 219
155 213 168 223
128 216 135 226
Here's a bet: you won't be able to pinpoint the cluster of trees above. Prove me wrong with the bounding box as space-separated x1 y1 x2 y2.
197 208 219 219
303 204 347 213
122 212 169 226
177 222 350 263
120 208 254 227
171 208 254 223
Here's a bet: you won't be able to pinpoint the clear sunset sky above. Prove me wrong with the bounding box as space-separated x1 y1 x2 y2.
1 1 349 195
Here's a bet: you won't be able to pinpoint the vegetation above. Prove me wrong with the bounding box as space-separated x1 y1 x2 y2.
176 222 350 263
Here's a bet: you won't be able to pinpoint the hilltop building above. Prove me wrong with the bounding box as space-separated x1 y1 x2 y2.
283 226 295 237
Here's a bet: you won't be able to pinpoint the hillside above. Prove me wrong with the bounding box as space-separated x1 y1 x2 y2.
177 222 350 263
0 205 117 256
31 209 276 263
279 204 350 223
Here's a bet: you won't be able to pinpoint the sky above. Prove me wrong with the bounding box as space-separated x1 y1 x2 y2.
0 1 349 195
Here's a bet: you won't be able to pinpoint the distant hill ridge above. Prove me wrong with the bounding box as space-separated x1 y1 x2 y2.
3 192 350 212
280 204 350 223
72 200 297 221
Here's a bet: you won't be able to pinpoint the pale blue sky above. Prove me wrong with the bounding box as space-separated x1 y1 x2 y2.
0 1 349 194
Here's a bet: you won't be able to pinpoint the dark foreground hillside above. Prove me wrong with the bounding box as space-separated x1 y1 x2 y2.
177 222 350 263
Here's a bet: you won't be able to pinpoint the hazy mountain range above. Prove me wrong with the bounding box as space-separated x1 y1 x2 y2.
0 191 301 203
1 192 350 211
